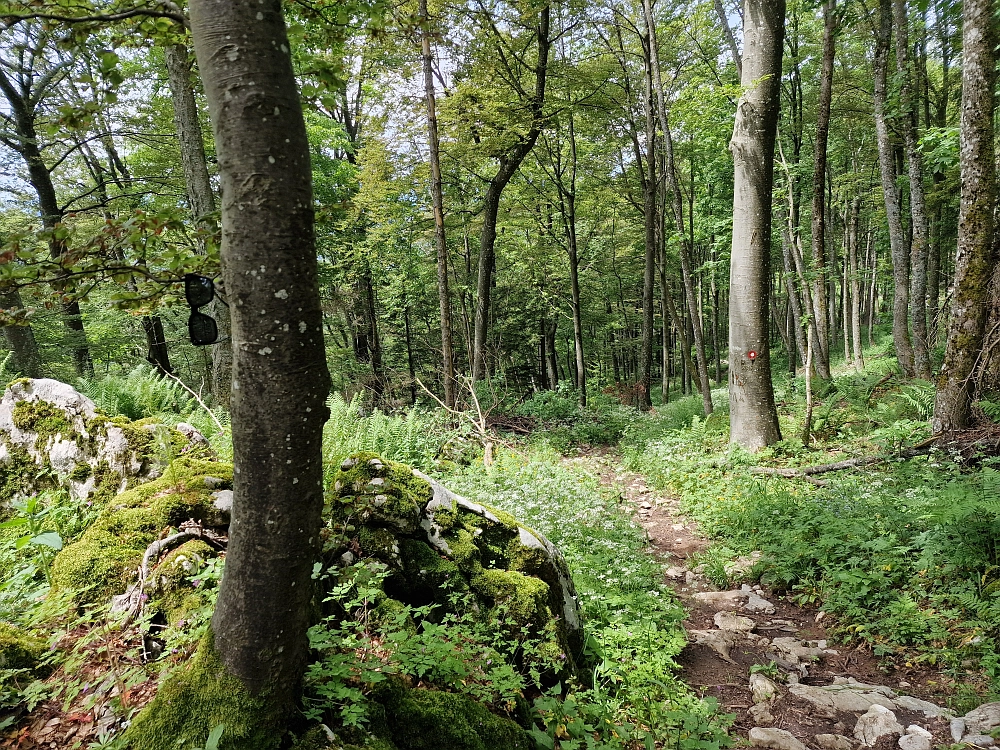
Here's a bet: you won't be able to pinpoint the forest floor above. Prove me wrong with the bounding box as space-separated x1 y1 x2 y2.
566 447 969 750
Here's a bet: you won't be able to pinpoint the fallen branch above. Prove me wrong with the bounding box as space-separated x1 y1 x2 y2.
750 435 939 481
163 371 226 436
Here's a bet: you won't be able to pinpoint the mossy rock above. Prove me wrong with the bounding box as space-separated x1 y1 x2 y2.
0 622 49 675
51 458 233 603
148 539 215 626
327 453 585 682
124 632 284 750
367 680 532 750
0 379 212 508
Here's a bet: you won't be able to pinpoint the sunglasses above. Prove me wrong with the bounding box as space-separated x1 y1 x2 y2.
184 273 219 346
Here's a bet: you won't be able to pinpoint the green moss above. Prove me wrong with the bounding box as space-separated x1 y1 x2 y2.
51 459 233 603
0 443 49 506
150 540 215 626
0 623 48 673
396 539 468 607
124 631 284 750
68 462 92 481
471 569 549 626
370 681 532 750
332 454 432 532
11 400 73 441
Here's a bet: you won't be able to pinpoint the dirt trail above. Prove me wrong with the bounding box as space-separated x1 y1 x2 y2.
566 449 985 750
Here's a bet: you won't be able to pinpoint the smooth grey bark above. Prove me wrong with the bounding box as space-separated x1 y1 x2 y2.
0 290 43 378
893 0 932 378
809 0 836 377
872 0 915 377
188 0 331 715
728 0 784 450
164 41 233 407
471 5 550 382
932 0 996 432
419 0 455 408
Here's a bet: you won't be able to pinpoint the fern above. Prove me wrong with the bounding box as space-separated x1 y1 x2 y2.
896 381 935 420
78 365 196 421
978 400 1000 423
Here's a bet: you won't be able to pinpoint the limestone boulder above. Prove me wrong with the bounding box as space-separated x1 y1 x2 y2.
327 453 586 682
750 728 808 750
965 703 1000 736
0 378 211 505
854 705 904 747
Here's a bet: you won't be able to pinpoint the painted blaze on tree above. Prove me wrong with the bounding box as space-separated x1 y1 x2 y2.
727 0 784 451
125 0 332 746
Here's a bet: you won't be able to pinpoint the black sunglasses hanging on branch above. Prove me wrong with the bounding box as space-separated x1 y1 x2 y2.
185 273 219 346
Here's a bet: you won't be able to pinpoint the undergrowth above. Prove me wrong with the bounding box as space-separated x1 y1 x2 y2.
621 368 1000 709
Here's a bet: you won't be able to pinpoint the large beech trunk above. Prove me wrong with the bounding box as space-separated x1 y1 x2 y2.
932 0 997 432
189 0 331 712
728 0 784 450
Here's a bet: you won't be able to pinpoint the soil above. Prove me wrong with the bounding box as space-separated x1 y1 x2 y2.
566 447 973 750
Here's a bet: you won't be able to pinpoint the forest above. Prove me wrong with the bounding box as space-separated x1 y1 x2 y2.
0 0 998 747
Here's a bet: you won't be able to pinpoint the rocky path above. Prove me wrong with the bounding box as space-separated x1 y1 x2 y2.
565 449 1000 750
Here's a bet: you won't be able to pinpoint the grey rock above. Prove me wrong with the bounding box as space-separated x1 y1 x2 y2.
0 379 195 505
745 591 777 614
897 735 930 750
966 703 1000 735
749 728 807 750
750 673 780 704
665 566 687 579
772 637 828 663
175 422 213 456
962 736 996 747
854 705 904 747
203 476 226 489
341 458 357 471
951 719 967 743
715 610 756 633
904 726 932 740
748 703 775 726
692 590 747 607
689 629 738 663
815 734 854 750
790 683 895 715
724 551 763 580
893 694 951 719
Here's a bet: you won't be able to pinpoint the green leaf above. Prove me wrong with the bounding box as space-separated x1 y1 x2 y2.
204 724 225 750
30 532 63 551
0 517 29 529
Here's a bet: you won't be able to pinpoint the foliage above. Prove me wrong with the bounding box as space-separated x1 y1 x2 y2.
323 394 459 477
78 364 195 421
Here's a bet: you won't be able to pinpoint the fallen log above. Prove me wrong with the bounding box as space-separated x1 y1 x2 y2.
749 436 938 482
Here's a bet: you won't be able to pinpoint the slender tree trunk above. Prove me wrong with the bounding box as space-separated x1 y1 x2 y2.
642 0 712 414
728 0 784 450
893 0 932 378
638 27 657 411
809 0 836 377
0 290 43 378
873 0 915 376
932 0 997 432
714 0 743 79
472 5 550 382
420 0 455 408
848 197 864 371
164 41 233 405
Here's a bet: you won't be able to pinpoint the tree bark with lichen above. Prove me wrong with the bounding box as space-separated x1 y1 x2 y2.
932 0 997 433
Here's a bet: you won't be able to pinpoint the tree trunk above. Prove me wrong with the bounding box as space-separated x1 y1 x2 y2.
164 41 233 405
932 0 996 432
643 0 712 414
893 0 932 378
471 5 550 382
728 0 784 450
179 0 329 730
0 290 43 378
714 0 743 79
872 0 915 376
419 0 455 408
809 0 836 377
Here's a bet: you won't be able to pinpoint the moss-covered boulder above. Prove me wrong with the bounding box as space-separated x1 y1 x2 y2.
50 458 233 603
0 378 211 507
327 453 585 682
0 622 48 674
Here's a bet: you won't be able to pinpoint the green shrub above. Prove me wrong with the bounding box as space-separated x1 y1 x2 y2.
78 364 195 421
